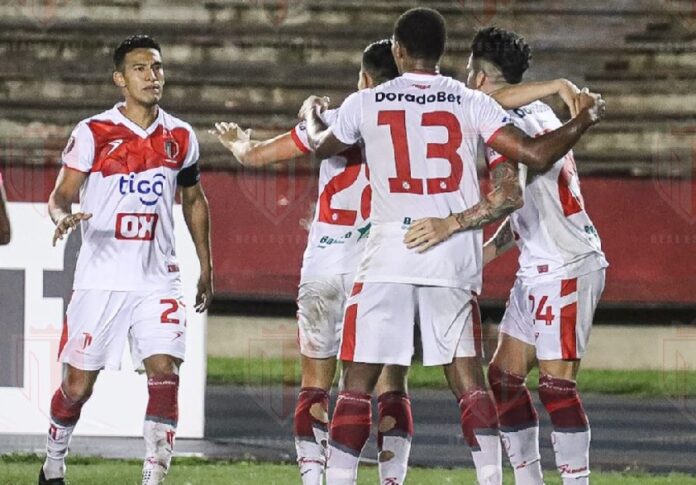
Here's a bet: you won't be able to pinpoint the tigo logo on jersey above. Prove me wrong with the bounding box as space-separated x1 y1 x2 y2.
115 213 159 241
119 173 165 206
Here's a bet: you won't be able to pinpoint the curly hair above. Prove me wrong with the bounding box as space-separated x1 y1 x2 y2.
470 27 532 84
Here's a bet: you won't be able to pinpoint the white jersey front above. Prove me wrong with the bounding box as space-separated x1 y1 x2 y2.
485 101 608 283
291 109 371 280
332 72 512 291
61 103 199 291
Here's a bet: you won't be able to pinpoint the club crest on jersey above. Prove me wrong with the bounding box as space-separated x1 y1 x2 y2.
165 139 180 161
119 173 165 206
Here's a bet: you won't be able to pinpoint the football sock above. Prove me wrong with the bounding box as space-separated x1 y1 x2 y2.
488 364 544 484
44 387 87 479
377 391 413 485
294 387 330 485
143 374 179 474
458 388 502 485
326 391 372 485
538 374 590 484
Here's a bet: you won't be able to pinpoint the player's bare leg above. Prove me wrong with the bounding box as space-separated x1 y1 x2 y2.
538 359 589 485
327 361 383 485
444 356 502 485
375 365 412 485
141 354 181 485
489 333 544 485
40 365 99 484
295 355 337 485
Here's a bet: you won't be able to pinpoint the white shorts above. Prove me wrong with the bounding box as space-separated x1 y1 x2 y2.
339 282 476 367
297 274 355 358
499 269 605 361
59 288 187 371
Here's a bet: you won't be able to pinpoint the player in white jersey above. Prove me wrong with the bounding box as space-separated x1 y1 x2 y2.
0 171 10 245
39 35 213 485
467 28 607 485
301 8 605 485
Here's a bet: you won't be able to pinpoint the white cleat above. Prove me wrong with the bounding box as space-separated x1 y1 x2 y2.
141 457 168 485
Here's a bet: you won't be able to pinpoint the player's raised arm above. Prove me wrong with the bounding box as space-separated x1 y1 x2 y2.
48 167 91 246
0 174 10 245
209 122 307 167
404 160 523 252
301 95 353 160
491 78 582 116
483 217 516 265
489 90 605 172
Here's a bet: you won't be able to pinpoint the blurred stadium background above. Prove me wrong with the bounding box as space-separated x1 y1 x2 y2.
1 0 696 483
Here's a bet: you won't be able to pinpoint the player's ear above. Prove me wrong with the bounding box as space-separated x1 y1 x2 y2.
475 71 487 90
362 71 374 89
112 70 126 88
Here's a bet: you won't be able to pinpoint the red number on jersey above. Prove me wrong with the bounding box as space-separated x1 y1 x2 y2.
160 299 180 324
530 295 555 326
558 152 584 217
378 110 464 195
317 145 370 225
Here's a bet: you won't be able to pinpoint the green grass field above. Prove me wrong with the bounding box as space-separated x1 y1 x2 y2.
207 357 696 397
3 455 695 485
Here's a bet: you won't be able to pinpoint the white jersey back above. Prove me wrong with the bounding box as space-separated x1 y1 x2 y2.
332 73 512 290
485 101 608 282
61 103 199 291
291 110 371 280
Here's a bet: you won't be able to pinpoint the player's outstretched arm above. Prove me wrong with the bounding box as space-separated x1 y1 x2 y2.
300 95 351 159
181 183 213 313
488 90 606 172
404 160 523 253
483 217 516 265
0 179 10 245
491 79 581 116
209 122 305 167
48 167 91 246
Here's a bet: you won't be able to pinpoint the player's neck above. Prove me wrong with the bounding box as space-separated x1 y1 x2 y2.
401 59 439 76
119 101 159 130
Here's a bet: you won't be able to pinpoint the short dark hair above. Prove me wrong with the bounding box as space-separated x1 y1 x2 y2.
113 35 161 71
393 8 446 63
361 39 399 84
470 27 532 84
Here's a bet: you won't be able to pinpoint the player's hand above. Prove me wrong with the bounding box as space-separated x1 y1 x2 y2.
575 88 606 124
195 273 213 313
52 212 92 246
298 95 330 119
208 122 251 152
403 216 460 253
556 79 581 118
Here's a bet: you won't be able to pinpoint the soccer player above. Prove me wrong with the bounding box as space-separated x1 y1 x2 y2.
300 8 605 485
0 172 10 244
39 35 213 485
212 39 414 485
468 27 608 485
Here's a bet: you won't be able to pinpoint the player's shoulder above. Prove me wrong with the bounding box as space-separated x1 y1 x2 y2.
159 108 196 135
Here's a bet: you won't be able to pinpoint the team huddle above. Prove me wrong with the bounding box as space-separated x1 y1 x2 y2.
39 6 607 485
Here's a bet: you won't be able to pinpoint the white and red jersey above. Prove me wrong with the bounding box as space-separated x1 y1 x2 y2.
291 109 371 281
331 73 512 291
61 103 199 291
485 101 608 283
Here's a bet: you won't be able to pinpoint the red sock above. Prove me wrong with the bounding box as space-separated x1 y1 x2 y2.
330 391 372 455
50 387 87 426
458 388 499 450
377 391 413 450
294 387 330 441
146 374 179 425
488 364 538 431
538 374 588 431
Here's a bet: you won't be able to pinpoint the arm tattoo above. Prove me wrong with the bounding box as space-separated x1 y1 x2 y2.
454 161 523 231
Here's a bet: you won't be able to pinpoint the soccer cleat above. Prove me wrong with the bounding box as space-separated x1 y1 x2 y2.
38 467 65 485
141 457 168 485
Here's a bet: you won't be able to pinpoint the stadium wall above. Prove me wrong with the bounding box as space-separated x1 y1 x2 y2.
3 165 694 306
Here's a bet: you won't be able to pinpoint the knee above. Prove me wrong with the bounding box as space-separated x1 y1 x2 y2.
61 380 93 403
538 374 588 430
487 363 525 400
145 355 181 378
